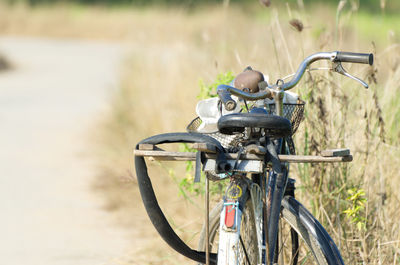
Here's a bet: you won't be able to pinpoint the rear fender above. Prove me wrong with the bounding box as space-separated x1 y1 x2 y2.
217 177 249 265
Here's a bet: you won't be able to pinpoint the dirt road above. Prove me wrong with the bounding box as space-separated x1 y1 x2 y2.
0 36 131 265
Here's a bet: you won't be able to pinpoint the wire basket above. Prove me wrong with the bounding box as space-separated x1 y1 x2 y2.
186 117 240 148
186 101 305 147
266 101 305 135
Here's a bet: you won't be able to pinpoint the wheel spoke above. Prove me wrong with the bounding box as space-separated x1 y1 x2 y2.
239 236 252 265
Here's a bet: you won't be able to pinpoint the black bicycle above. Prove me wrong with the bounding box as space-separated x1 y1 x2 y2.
135 51 373 265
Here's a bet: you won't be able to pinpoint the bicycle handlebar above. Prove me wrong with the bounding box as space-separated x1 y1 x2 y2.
217 51 374 107
281 52 335 90
217 85 237 111
281 51 373 90
335 52 373 65
217 84 273 106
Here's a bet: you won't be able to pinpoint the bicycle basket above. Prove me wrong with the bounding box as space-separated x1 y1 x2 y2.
186 117 240 148
186 100 305 147
266 100 305 135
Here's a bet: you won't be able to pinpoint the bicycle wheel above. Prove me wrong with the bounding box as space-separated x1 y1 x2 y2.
198 196 344 265
238 197 259 264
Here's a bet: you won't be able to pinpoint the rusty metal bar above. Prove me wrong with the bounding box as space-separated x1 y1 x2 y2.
133 149 353 163
205 176 210 265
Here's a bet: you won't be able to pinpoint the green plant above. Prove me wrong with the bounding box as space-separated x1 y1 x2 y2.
343 188 367 231
168 72 235 200
197 71 235 100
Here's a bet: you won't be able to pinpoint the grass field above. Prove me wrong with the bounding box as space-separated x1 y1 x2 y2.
96 2 400 264
2 1 399 264
97 3 400 264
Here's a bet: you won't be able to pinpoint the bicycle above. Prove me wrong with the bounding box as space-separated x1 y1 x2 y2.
134 51 373 265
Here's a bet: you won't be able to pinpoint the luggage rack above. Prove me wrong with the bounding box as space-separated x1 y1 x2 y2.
134 144 352 163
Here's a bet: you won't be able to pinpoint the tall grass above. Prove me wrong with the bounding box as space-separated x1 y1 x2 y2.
91 2 400 264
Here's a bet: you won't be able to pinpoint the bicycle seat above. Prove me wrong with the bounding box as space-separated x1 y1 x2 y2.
217 112 292 137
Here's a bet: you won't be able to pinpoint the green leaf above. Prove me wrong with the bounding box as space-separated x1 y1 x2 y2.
197 72 235 100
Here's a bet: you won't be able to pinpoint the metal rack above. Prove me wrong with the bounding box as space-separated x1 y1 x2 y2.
134 144 352 163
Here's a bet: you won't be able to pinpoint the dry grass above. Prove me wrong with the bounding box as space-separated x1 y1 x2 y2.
7 1 397 264
0 2 184 40
94 3 400 265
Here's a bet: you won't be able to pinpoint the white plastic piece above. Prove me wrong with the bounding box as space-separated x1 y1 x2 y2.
263 74 270 84
255 91 299 109
264 90 299 105
195 96 241 133
203 159 263 173
195 97 220 133
195 90 299 133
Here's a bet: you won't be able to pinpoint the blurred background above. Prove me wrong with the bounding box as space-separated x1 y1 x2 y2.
0 0 399 264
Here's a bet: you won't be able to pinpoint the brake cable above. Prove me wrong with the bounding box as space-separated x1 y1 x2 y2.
281 67 331 81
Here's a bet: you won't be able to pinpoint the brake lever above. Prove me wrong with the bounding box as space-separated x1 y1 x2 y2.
332 62 369 88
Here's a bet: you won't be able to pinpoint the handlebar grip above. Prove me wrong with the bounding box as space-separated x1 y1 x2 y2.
217 85 237 111
336 52 373 65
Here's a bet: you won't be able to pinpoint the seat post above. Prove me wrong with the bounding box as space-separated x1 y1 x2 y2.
274 88 285 117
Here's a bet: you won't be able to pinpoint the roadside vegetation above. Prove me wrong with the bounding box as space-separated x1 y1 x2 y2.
2 1 398 264
95 2 400 264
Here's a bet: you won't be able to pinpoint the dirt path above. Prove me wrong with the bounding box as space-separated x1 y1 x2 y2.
0 36 131 265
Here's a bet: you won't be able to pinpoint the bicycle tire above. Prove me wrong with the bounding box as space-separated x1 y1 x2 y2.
198 196 344 265
238 197 259 264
